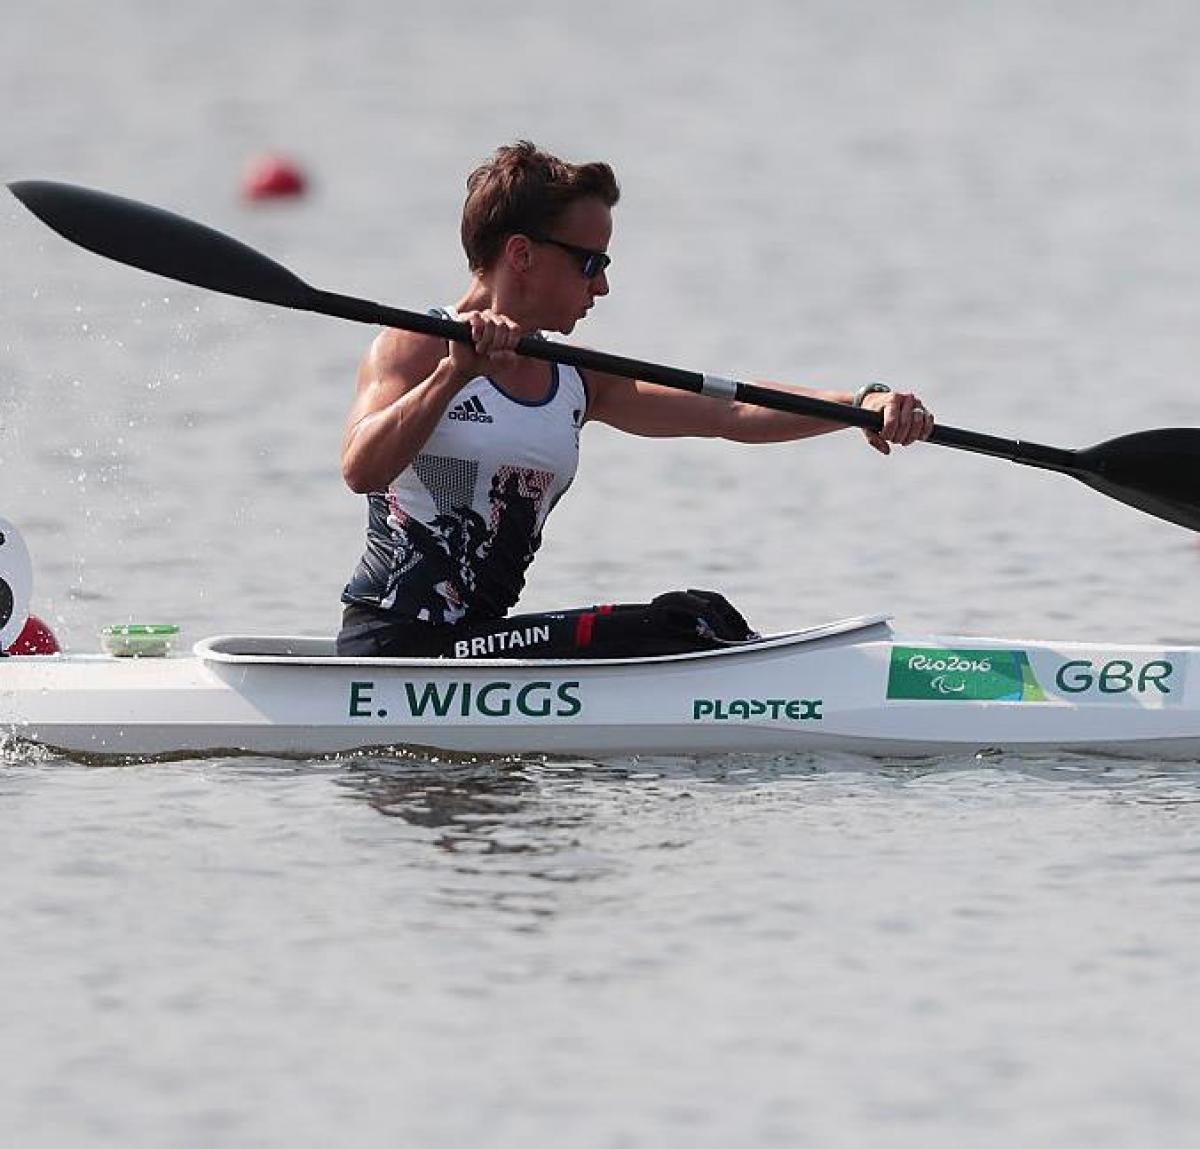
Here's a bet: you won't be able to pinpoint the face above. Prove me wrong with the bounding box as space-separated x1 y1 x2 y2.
524 196 613 334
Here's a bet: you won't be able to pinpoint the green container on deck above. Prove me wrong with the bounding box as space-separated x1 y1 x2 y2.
100 623 180 658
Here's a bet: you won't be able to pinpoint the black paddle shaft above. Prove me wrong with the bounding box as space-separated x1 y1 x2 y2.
10 178 1200 531
312 286 1077 471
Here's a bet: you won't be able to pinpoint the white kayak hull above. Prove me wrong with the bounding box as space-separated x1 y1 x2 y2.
3 615 1199 760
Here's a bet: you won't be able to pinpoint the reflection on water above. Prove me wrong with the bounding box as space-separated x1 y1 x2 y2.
338 755 572 845
330 745 1200 852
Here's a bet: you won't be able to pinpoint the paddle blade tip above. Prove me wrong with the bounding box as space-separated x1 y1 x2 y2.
7 180 110 241
9 180 50 222
9 178 69 211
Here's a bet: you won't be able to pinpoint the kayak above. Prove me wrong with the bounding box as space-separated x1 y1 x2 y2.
4 188 1200 763
2 614 1198 760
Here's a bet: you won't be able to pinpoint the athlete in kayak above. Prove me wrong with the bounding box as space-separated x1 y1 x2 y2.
338 141 933 658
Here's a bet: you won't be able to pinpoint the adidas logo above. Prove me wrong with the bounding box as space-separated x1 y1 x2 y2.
448 395 494 423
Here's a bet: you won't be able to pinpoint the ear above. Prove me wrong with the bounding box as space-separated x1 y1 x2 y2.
503 233 534 272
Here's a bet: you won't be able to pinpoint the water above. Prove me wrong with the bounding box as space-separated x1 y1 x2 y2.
4 1 1200 1144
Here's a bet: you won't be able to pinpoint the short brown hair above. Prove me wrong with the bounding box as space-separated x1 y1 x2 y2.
461 141 620 271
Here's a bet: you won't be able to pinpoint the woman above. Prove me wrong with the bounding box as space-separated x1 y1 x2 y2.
338 141 933 658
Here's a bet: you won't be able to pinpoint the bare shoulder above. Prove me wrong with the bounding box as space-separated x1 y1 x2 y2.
360 327 446 394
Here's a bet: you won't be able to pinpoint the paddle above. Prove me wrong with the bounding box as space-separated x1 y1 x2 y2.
10 178 1200 532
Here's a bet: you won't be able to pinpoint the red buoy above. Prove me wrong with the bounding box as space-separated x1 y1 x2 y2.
5 613 61 656
241 155 308 201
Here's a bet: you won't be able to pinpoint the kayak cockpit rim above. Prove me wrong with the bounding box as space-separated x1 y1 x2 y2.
194 613 895 668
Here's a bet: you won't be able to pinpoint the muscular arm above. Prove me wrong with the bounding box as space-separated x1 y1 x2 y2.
340 330 466 493
341 311 522 493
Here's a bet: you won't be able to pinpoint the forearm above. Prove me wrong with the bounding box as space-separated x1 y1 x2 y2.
593 373 930 452
720 384 858 443
592 374 859 440
341 358 465 492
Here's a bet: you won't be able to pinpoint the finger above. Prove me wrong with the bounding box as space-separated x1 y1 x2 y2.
495 317 520 352
904 401 935 445
481 312 519 356
492 319 522 361
865 430 891 456
467 312 487 352
480 318 505 356
894 393 923 446
478 312 498 350
877 395 901 442
916 407 934 441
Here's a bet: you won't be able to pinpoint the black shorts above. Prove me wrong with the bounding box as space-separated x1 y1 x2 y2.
337 590 757 660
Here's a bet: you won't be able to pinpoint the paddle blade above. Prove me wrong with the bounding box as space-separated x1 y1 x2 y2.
9 180 314 309
1074 428 1200 532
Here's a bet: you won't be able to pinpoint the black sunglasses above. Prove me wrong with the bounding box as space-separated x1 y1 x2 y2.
528 235 611 278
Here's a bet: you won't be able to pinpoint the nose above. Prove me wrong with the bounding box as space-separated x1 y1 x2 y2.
591 270 610 296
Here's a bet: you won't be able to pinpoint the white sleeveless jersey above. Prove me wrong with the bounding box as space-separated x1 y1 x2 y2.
343 345 588 624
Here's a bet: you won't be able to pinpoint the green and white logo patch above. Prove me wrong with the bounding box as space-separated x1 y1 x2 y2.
887 647 1046 702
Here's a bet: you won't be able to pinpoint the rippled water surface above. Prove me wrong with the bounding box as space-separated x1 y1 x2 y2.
5 1 1200 1145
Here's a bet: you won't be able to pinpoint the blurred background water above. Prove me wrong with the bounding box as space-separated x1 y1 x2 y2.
4 1 1200 1145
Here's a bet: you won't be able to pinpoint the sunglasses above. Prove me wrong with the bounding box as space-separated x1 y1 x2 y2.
528 235 611 278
